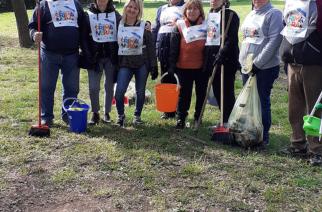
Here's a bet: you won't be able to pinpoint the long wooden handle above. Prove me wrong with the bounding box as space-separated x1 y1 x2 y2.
195 6 234 132
37 0 41 126
220 5 225 126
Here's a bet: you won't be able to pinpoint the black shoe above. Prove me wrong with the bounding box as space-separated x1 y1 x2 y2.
133 116 144 125
310 154 322 166
161 112 176 120
175 119 185 130
117 114 125 128
280 146 308 158
62 114 69 125
102 113 111 123
41 119 53 128
88 112 100 125
255 142 268 152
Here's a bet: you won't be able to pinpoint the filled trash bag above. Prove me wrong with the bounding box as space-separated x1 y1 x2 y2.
228 76 263 147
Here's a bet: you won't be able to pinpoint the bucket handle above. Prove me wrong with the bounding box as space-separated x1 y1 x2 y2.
309 91 322 116
62 98 87 112
159 72 180 91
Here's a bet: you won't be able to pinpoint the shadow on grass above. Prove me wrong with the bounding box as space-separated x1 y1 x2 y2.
81 118 290 161
85 120 212 158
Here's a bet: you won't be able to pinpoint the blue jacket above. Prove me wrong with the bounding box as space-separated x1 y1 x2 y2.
28 0 84 55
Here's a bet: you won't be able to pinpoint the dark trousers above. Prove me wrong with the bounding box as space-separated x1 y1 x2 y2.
160 62 177 115
212 64 237 123
160 62 177 84
176 68 209 120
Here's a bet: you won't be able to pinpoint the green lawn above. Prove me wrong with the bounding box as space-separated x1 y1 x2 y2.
0 1 321 211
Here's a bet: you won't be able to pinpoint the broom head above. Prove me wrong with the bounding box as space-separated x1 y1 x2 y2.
29 124 50 137
211 125 235 145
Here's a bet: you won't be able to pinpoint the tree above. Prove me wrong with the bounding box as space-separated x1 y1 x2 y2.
11 0 32 48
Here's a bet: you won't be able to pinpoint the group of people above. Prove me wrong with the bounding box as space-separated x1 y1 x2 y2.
29 0 158 128
28 0 322 165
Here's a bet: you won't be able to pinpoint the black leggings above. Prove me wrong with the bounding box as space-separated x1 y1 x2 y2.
211 64 237 123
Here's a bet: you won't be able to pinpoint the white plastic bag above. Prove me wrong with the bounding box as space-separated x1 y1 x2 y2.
228 76 263 147
113 81 152 106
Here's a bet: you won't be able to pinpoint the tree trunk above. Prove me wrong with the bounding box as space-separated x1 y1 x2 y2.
11 0 32 48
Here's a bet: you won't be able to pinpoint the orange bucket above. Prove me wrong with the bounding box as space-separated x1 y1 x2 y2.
155 73 180 112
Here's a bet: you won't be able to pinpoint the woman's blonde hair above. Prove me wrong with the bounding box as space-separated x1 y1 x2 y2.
122 0 143 23
183 0 205 20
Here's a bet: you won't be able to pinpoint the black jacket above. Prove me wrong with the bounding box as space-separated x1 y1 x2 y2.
151 0 185 71
280 30 322 65
203 8 240 74
80 2 121 69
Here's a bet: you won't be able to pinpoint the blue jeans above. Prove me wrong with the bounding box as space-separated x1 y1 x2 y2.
41 49 80 121
115 65 148 117
242 66 279 144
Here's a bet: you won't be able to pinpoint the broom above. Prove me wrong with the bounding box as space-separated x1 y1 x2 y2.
29 0 50 137
194 4 233 141
211 5 234 144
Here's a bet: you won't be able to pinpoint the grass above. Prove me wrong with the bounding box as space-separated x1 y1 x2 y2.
0 0 321 211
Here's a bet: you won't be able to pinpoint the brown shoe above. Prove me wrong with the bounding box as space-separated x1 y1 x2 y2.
88 112 100 125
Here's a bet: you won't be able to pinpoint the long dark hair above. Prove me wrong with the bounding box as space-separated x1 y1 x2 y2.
224 0 231 8
94 0 115 12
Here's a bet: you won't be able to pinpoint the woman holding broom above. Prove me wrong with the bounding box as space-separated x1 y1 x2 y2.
239 0 283 145
203 0 240 125
168 0 208 129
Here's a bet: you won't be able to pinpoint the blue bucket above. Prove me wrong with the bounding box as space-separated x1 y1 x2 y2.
63 98 90 133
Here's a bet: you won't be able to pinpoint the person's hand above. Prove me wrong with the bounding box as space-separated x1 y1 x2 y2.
213 49 225 66
33 32 43 43
150 66 158 80
251 64 261 76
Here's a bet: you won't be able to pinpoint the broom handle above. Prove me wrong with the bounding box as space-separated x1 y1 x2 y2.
37 0 41 126
197 63 218 126
195 6 233 131
220 6 225 126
